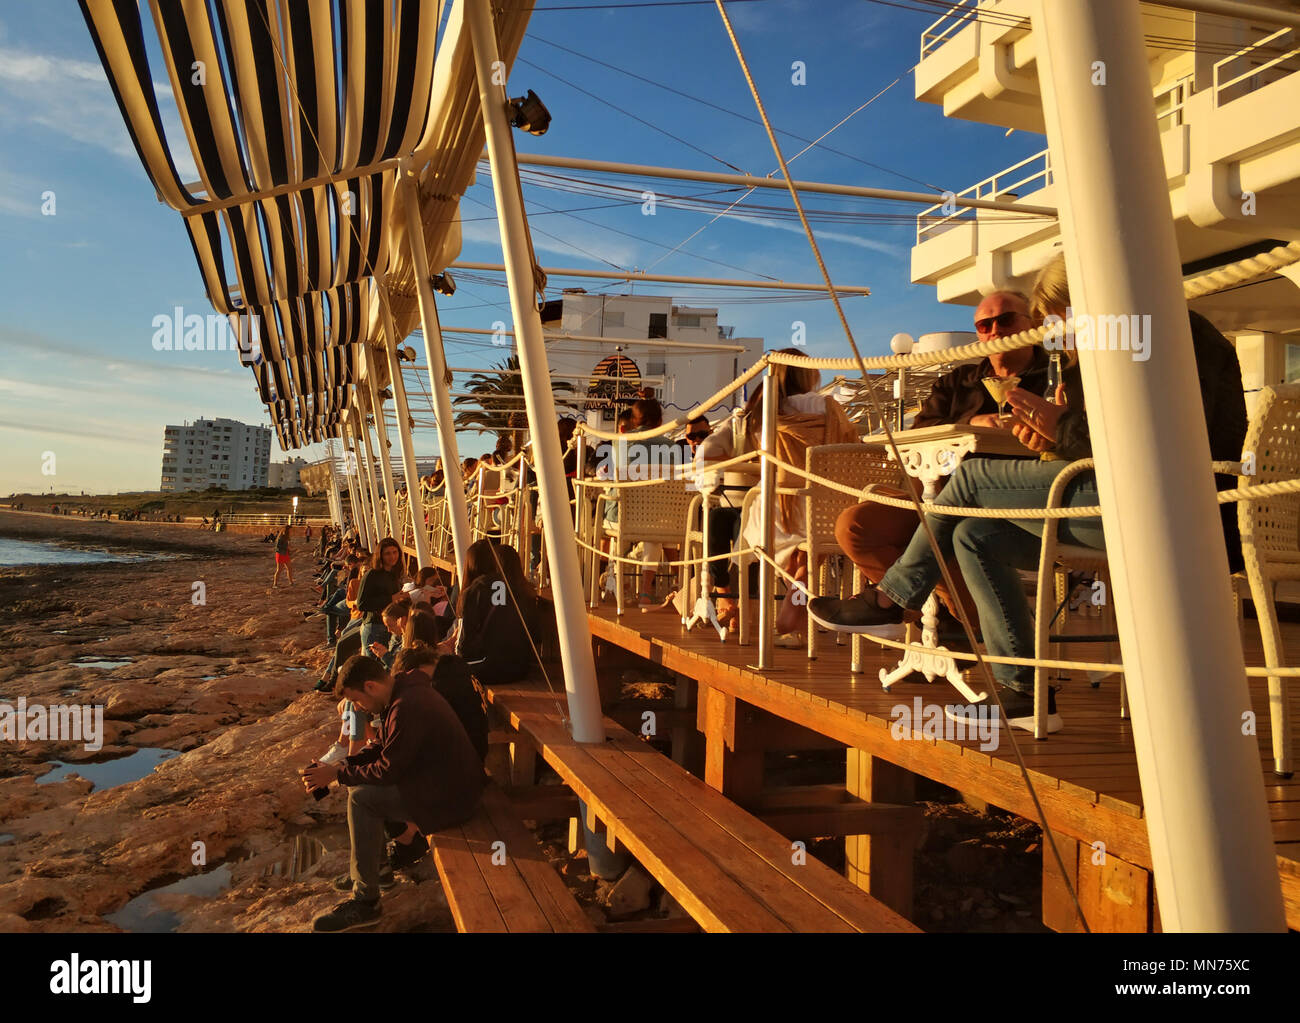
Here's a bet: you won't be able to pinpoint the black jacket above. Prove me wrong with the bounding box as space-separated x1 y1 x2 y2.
336 670 485 833
1051 310 1246 572
457 575 540 684
914 347 1051 429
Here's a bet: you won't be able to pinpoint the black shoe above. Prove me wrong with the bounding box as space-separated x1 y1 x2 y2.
947 686 1061 734
388 833 428 871
314 677 335 694
330 864 395 893
807 591 905 636
312 898 381 933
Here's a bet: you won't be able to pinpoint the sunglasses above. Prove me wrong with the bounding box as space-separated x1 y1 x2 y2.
974 311 1025 335
687 431 709 442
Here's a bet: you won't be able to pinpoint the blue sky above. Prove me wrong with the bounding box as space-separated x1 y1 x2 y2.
0 0 1043 495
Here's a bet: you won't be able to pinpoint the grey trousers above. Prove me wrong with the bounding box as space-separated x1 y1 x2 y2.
348 784 411 903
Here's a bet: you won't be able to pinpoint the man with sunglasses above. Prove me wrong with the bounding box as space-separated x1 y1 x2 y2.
809 290 1048 633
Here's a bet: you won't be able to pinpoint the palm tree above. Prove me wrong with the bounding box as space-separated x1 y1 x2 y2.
452 355 577 453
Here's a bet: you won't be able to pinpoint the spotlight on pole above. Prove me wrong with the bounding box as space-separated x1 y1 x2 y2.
432 272 456 297
508 89 551 136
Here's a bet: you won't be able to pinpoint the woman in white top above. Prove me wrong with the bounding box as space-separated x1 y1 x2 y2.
696 351 857 637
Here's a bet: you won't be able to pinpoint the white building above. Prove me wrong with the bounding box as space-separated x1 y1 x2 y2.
910 2 1300 415
160 417 271 492
541 292 764 429
268 456 310 489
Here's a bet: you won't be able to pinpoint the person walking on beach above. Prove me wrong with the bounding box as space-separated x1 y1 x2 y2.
273 526 294 587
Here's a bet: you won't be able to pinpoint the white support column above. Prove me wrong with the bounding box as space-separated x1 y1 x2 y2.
466 0 604 744
363 344 400 538
1035 0 1284 931
756 364 778 671
377 276 433 568
326 451 344 528
357 405 385 542
398 166 473 579
342 423 372 548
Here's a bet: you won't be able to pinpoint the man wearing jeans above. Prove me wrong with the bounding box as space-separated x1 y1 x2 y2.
875 453 1103 733
301 656 485 932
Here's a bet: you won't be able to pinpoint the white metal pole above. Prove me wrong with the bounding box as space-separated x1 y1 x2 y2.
447 264 873 297
507 152 1057 218
363 346 401 539
756 364 778 670
342 422 372 548
466 0 604 744
1035 0 1285 932
357 406 385 542
326 452 344 528
397 166 473 579
377 278 434 568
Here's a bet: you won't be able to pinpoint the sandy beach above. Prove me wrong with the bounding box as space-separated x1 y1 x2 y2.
0 510 453 932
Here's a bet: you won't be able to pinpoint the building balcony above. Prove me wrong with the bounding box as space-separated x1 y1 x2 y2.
912 21 1300 322
915 0 1195 133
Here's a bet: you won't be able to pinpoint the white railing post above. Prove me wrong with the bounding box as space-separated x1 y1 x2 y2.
363 344 400 538
1035 0 1285 932
397 167 473 580
343 421 373 548
356 406 385 542
377 276 433 568
466 0 604 744
756 363 778 670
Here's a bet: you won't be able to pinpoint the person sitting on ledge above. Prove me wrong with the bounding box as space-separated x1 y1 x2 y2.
301 655 485 933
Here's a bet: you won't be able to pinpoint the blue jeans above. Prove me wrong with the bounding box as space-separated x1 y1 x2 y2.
360 617 390 660
322 586 349 640
877 457 1104 694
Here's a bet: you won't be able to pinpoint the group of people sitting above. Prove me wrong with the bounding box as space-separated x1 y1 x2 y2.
583 254 1245 736
297 527 545 932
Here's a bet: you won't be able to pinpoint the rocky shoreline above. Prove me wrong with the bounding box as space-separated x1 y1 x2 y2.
0 510 453 933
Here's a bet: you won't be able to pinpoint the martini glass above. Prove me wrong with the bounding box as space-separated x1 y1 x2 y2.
982 374 1021 423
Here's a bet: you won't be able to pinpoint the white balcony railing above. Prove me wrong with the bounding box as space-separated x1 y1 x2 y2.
919 0 981 60
1214 27 1300 106
916 148 1052 245
1154 74 1194 132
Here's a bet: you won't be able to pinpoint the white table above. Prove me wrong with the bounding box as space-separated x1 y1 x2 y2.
877 424 1033 703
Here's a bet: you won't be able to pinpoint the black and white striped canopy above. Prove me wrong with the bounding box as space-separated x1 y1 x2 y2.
80 0 536 449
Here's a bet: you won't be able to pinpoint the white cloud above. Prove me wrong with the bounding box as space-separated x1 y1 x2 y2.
460 215 639 268
0 44 200 184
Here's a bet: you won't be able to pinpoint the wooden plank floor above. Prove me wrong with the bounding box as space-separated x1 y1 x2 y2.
582 599 1300 929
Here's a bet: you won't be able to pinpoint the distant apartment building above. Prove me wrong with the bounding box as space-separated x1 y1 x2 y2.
541 292 765 429
160 417 271 492
268 456 309 489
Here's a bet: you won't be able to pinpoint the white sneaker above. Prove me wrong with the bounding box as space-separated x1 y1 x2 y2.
319 741 349 766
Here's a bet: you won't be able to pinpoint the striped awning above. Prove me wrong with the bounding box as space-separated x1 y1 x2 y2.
79 0 536 449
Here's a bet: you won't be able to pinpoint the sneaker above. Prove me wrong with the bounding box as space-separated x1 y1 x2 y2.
330 865 395 892
807 591 905 636
319 741 348 766
946 686 1061 734
1004 686 1062 734
388 833 429 871
314 677 335 694
311 898 381 933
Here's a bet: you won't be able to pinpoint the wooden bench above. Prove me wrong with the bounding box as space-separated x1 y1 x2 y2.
488 685 920 933
428 781 595 933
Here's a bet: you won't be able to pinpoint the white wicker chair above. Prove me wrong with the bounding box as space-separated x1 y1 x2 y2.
798 443 902 659
603 478 696 615
1238 383 1299 777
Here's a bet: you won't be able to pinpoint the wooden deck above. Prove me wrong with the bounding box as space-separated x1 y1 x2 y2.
401 540 1299 929
581 599 1300 931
